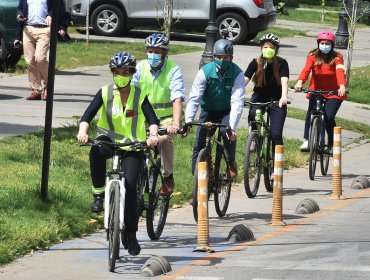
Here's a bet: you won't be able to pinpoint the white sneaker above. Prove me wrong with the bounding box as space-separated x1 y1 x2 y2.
300 140 309 152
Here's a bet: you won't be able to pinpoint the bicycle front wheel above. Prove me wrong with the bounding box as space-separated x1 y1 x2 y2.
243 131 261 198
214 147 231 217
320 125 330 176
108 182 120 272
193 148 210 222
146 160 169 240
309 117 320 180
263 134 274 192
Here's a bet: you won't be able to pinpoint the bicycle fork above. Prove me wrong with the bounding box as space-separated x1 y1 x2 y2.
104 177 126 230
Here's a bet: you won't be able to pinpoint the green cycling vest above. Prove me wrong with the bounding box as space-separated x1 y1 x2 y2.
201 62 242 112
97 84 146 146
138 59 176 120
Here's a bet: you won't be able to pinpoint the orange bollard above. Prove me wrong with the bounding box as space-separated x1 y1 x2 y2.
193 161 214 252
271 145 286 226
330 127 345 200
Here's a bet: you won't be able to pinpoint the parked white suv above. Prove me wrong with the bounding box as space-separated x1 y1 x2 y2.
66 0 276 44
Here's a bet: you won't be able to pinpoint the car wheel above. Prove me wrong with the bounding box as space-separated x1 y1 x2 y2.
217 13 248 44
91 4 125 36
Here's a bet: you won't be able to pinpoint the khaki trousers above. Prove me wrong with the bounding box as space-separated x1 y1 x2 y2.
23 25 50 93
158 134 174 178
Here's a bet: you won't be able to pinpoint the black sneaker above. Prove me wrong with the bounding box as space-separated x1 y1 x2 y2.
127 232 141 256
90 195 104 213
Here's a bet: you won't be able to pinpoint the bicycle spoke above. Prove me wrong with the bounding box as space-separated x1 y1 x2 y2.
243 132 261 198
214 148 231 217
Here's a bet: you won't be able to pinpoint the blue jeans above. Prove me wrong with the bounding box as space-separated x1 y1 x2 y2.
191 110 236 174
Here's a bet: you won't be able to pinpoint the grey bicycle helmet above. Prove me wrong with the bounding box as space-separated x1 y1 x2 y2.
213 39 233 56
109 52 136 70
145 33 169 49
260 33 280 48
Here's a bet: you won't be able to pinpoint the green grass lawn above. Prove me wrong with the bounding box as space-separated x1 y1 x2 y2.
12 40 202 74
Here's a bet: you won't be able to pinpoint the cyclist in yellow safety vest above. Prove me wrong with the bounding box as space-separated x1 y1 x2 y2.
77 52 159 256
132 33 185 197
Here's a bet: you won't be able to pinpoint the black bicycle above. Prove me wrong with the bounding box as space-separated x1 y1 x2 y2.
186 121 233 222
301 89 340 180
243 100 290 198
136 140 169 241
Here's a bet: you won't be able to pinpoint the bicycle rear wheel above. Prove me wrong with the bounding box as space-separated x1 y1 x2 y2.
243 131 261 198
320 124 330 176
309 117 320 180
263 134 274 192
214 146 231 217
193 148 211 222
146 160 169 240
108 182 120 272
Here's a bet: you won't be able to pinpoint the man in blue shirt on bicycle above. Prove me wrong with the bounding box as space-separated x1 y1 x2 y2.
185 39 245 178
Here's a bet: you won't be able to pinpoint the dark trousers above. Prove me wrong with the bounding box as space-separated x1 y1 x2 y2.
89 135 144 233
303 96 342 146
191 110 236 174
248 94 287 154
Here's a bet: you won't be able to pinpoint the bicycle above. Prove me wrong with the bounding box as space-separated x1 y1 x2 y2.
82 138 147 272
185 121 233 222
136 129 169 241
243 100 290 198
300 89 340 180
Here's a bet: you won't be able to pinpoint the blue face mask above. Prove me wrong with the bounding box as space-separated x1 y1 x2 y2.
319 44 332 54
147 53 162 67
214 59 231 71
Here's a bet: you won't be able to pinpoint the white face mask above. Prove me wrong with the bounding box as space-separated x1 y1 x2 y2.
319 44 332 54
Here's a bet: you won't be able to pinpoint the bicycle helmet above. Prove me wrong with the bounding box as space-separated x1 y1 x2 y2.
213 39 233 56
109 52 136 70
317 30 335 44
145 33 169 49
259 33 280 48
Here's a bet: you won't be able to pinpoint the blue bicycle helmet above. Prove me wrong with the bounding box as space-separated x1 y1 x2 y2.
109 52 136 70
145 33 169 49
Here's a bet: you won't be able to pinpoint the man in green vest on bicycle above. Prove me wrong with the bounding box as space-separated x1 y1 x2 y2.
132 33 185 197
185 39 245 178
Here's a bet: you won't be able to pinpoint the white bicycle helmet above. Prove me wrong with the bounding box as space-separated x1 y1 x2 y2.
259 33 280 48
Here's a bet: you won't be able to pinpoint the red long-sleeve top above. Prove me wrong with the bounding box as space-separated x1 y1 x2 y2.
298 52 347 100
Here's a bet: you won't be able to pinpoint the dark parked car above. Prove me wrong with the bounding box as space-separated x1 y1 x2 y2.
0 0 22 72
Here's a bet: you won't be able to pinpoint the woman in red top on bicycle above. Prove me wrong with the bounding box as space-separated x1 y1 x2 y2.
294 30 347 152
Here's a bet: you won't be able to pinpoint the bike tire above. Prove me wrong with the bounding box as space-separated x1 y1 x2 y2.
320 125 330 176
108 182 120 272
192 148 210 222
243 131 261 198
146 160 169 240
263 134 274 192
214 147 232 217
309 117 320 180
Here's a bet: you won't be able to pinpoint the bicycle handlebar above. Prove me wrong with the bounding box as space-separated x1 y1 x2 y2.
291 88 349 95
181 121 233 139
244 100 291 108
81 138 148 151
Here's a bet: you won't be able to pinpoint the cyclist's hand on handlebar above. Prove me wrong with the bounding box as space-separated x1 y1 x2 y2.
279 97 289 107
338 85 346 97
230 130 237 141
167 123 180 135
179 122 190 138
77 132 89 144
294 81 303 92
147 135 159 148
